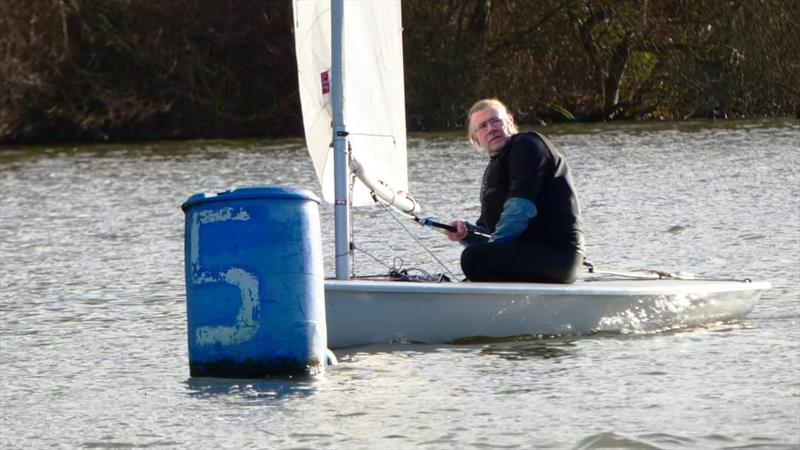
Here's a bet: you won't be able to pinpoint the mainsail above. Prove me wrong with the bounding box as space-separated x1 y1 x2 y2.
293 0 408 207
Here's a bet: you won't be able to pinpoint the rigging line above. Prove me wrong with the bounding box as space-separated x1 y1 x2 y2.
585 263 753 282
345 132 397 144
584 260 671 279
376 200 459 280
351 243 394 271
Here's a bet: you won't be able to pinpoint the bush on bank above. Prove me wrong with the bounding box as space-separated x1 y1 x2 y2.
1 0 797 144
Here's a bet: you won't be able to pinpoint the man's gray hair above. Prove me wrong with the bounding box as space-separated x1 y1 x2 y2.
466 98 518 154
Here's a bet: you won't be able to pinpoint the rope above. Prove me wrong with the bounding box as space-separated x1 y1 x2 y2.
582 259 753 282
351 243 395 271
375 200 459 280
344 140 453 281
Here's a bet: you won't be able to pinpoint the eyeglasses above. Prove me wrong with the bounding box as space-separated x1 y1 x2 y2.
472 117 504 135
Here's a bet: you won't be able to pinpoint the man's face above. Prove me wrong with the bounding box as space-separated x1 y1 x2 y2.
469 106 512 154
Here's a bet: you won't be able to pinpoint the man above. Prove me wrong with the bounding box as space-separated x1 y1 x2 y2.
445 98 585 283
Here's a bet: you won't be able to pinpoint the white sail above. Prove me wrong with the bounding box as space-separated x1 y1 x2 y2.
293 0 408 206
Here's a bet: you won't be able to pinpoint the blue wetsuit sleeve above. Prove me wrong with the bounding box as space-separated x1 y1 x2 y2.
488 197 537 243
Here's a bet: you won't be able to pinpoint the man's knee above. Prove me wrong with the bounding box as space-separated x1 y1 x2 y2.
460 245 484 280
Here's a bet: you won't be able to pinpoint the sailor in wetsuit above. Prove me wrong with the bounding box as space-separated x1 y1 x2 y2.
445 98 585 283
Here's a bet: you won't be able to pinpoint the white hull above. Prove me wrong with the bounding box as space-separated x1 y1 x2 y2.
325 277 770 348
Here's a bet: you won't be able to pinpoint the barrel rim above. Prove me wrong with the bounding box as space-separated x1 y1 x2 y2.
181 186 320 211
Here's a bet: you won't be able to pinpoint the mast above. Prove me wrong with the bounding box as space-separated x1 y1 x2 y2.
331 0 350 280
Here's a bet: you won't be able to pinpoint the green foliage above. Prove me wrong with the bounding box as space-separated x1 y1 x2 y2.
1 0 298 142
408 0 797 123
549 105 576 121
1 0 797 143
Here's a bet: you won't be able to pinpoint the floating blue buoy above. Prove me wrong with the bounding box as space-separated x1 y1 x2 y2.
181 186 326 377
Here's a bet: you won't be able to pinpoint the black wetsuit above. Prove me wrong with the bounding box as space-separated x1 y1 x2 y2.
461 132 585 283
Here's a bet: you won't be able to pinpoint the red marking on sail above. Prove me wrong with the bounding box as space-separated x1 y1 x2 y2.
321 71 330 95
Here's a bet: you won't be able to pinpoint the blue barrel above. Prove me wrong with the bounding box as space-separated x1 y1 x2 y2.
181 186 326 377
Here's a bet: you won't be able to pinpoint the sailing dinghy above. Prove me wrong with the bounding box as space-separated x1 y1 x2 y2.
293 0 770 349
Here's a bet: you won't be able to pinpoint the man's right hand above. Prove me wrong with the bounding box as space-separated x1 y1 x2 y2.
445 219 468 241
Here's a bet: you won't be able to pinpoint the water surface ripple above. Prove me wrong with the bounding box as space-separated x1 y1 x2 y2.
1 120 798 449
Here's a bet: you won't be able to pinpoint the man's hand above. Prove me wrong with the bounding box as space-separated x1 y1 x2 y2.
445 219 468 241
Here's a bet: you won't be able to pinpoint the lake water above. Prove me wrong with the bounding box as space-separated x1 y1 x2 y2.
1 120 798 449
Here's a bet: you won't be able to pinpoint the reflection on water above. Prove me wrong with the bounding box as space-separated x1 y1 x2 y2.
184 376 320 401
479 339 578 361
